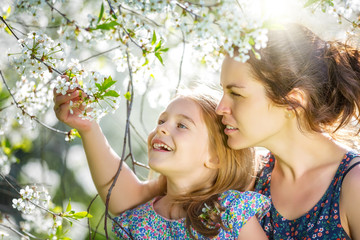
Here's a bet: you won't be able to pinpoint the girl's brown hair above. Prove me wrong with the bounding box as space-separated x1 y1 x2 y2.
247 24 360 135
174 89 254 238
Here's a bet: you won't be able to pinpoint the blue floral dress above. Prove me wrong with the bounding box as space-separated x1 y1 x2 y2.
254 151 359 239
112 190 270 239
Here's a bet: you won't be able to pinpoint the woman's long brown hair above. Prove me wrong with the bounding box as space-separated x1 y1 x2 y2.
247 24 360 136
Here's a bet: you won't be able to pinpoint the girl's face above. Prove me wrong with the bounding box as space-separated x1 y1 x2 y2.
216 56 288 150
148 97 216 181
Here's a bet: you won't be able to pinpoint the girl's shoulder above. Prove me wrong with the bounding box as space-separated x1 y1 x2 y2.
219 190 270 218
218 190 270 238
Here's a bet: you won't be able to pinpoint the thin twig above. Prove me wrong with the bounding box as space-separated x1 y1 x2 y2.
92 212 105 240
44 0 74 25
0 71 68 135
129 121 147 145
175 29 186 94
0 223 34 240
107 0 116 16
108 215 134 240
104 47 134 239
7 19 61 28
118 4 161 27
87 194 99 240
80 45 123 63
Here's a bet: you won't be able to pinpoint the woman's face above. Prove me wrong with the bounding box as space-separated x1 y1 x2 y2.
216 56 288 150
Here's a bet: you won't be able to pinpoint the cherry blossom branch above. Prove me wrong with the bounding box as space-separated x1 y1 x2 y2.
0 16 64 76
0 71 68 135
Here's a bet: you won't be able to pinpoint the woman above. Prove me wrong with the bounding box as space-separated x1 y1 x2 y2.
215 24 360 239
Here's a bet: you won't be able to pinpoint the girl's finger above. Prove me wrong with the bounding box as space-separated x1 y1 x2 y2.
53 90 80 108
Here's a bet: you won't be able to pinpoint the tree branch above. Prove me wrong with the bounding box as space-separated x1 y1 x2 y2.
0 71 68 135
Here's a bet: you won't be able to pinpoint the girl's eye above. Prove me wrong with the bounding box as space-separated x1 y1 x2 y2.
177 123 187 129
158 119 165 125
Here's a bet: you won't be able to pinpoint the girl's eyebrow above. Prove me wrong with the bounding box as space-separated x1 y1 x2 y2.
177 114 196 126
158 112 196 126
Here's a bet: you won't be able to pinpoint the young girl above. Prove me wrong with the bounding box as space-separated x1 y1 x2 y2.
53 88 270 239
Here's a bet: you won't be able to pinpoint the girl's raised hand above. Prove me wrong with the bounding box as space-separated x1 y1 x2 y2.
53 75 94 133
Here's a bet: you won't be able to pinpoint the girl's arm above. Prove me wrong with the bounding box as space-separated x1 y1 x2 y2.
53 87 164 215
341 159 360 239
237 217 267 240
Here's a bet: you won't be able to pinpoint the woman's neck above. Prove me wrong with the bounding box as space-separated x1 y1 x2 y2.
264 130 348 180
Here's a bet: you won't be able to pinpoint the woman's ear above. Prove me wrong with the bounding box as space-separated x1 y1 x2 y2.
286 88 307 109
204 157 220 169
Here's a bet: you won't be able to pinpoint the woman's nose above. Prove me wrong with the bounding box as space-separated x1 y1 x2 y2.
216 97 231 115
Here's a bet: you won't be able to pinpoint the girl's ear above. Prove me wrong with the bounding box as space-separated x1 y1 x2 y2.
204 157 220 169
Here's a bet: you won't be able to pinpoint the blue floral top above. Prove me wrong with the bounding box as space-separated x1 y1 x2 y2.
254 151 359 239
112 190 270 239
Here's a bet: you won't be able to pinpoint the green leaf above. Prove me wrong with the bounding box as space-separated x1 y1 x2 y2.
66 199 72 212
160 48 169 52
303 0 320 7
155 52 163 65
72 211 93 219
124 91 131 100
142 58 149 67
96 21 119 30
97 3 104 24
155 40 162 52
102 76 116 90
95 83 102 91
1 138 11 155
70 129 81 139
248 37 255 46
2 6 11 20
151 31 157 45
103 90 120 97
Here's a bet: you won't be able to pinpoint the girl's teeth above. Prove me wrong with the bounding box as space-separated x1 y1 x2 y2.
153 143 172 151
226 125 236 129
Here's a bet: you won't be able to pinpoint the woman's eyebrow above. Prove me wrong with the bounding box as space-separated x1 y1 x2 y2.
226 84 245 89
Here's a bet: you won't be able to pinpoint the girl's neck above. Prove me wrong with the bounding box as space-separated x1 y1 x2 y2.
153 194 186 220
152 177 208 220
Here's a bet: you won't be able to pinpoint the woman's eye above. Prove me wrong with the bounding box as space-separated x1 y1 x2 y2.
230 92 242 97
177 123 187 129
158 119 165 125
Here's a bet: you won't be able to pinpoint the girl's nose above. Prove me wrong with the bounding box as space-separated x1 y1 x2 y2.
157 123 169 135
